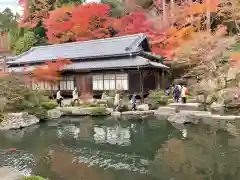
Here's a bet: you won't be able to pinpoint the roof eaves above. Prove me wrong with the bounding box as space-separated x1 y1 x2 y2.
7 50 142 66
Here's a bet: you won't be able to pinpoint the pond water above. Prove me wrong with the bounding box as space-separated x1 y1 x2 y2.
0 116 240 180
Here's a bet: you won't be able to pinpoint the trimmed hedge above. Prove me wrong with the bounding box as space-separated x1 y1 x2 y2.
22 176 48 180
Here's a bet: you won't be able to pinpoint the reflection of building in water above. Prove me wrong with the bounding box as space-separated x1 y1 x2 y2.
79 118 94 140
94 125 131 146
57 125 80 139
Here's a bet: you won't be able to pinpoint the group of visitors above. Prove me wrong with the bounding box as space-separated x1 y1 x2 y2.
113 91 137 111
166 84 189 104
56 88 79 107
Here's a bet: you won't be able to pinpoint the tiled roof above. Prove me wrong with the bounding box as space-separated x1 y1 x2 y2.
8 34 148 65
8 56 168 72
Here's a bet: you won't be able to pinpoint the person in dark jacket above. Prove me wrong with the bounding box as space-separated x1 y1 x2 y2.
131 93 137 111
173 85 181 102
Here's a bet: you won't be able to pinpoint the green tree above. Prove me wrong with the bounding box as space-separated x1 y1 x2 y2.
0 8 18 32
14 31 40 55
101 0 125 17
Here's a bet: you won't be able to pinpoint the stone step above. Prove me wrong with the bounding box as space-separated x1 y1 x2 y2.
168 103 201 108
0 167 23 180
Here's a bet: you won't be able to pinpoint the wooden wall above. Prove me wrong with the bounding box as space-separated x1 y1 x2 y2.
71 68 166 97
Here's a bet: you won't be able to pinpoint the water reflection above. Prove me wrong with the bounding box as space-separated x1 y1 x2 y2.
0 150 35 176
3 116 240 180
94 125 131 146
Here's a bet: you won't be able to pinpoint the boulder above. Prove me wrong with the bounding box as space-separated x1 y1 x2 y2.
71 107 95 116
0 112 39 130
0 166 23 180
47 109 63 119
168 112 200 124
210 102 224 113
155 107 177 117
168 110 212 124
137 104 149 111
106 108 114 114
111 111 121 117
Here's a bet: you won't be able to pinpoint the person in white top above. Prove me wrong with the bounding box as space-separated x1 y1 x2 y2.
181 85 188 104
72 87 79 106
114 91 120 111
56 90 63 107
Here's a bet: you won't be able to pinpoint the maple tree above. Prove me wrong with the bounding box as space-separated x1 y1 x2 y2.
114 0 220 59
19 0 85 28
31 58 72 85
44 3 114 44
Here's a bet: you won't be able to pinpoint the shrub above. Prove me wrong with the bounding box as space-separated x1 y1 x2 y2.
90 107 108 116
22 176 48 180
118 104 129 112
40 100 58 110
0 75 54 120
148 90 168 110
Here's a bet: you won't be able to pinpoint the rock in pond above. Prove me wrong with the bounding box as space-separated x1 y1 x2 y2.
137 104 149 111
47 109 63 119
0 112 39 130
0 166 23 180
168 110 212 124
155 106 177 117
111 111 121 117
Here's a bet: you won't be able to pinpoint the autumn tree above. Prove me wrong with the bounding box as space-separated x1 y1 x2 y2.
32 58 72 87
19 0 85 28
44 3 115 44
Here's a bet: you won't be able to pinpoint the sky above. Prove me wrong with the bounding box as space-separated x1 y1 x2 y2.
0 0 22 14
0 0 100 15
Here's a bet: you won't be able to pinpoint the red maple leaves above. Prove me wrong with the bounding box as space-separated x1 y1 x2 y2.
31 58 72 84
44 3 114 44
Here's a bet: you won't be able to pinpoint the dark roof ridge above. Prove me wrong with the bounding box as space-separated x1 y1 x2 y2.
125 34 146 51
31 33 146 50
12 33 146 61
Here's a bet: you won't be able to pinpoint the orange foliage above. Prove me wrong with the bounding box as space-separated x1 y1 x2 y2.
19 0 51 28
31 58 72 84
21 0 220 60
114 0 220 59
44 3 114 44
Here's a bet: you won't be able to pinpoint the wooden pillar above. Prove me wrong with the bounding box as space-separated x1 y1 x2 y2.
140 70 144 103
161 70 165 89
156 69 161 89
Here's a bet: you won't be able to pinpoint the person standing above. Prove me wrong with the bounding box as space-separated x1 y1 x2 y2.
165 86 171 96
72 87 79 106
173 85 181 102
131 93 137 111
114 91 120 111
181 85 188 104
56 90 63 107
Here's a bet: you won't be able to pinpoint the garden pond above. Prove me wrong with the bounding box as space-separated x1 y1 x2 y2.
0 116 240 180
